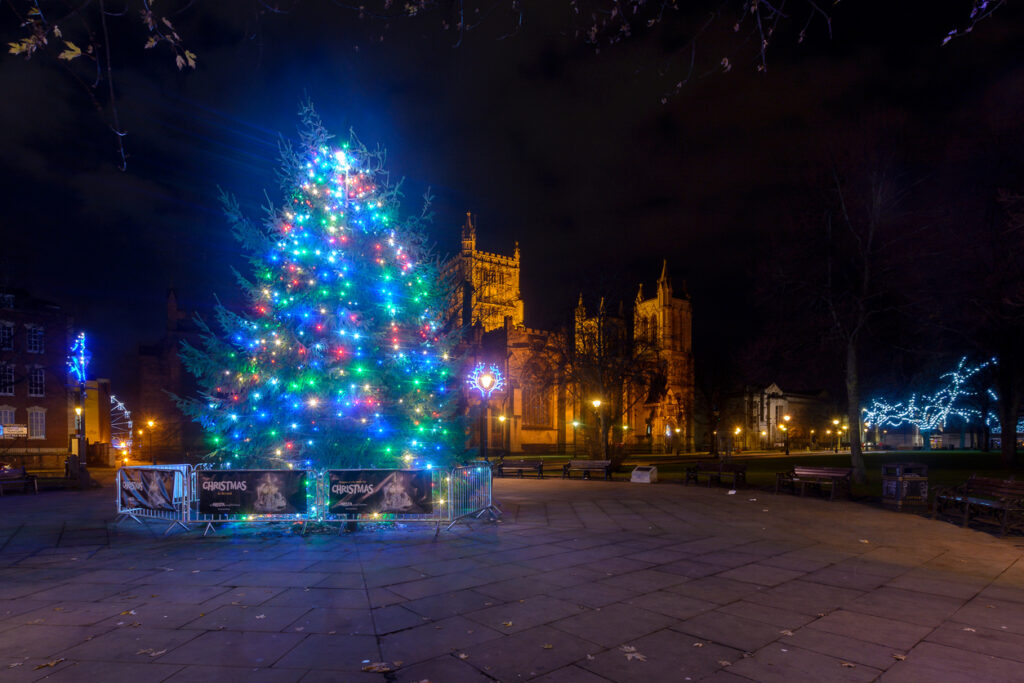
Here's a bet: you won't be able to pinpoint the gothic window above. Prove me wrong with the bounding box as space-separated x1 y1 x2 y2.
522 383 551 428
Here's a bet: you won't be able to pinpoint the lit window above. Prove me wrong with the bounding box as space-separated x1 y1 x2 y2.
0 406 13 425
26 326 44 354
0 365 12 396
0 323 11 351
27 408 45 439
28 368 44 397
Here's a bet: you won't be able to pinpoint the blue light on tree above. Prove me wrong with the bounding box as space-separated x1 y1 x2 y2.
67 332 90 384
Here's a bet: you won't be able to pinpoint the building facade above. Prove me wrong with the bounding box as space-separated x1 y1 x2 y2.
727 383 834 451
443 220 695 456
0 290 74 466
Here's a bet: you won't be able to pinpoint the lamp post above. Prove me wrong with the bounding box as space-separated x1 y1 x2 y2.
591 398 606 459
146 420 156 465
467 363 505 463
783 414 791 455
832 419 840 452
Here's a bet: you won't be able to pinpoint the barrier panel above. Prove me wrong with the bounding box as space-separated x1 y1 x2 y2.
114 462 499 536
115 466 190 534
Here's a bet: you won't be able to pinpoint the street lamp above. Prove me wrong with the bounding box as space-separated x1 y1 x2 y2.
832 419 840 453
783 414 791 455
146 420 156 465
467 362 505 462
591 399 606 459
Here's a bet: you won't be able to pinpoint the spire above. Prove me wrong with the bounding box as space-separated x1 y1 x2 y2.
635 282 644 303
513 241 520 260
461 212 476 253
657 259 672 299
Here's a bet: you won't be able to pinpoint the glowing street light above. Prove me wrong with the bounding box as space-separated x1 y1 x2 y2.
783 414 792 455
467 363 506 462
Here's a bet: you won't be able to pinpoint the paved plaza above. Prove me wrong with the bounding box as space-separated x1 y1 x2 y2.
2 476 1024 681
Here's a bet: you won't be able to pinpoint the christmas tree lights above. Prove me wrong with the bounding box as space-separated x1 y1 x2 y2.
178 105 460 470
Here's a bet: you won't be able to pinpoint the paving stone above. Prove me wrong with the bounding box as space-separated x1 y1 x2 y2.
304 559 363 573
578 626 740 682
271 633 380 671
384 572 490 600
552 580 638 608
0 624 105 658
228 571 330 588
666 575 767 605
21 582 127 602
75 568 166 584
219 559 319 573
717 563 807 587
201 586 288 608
366 587 405 608
311 572 365 589
657 559 727 579
392 654 493 682
807 610 932 650
114 584 233 604
802 565 891 592
264 587 368 610
950 597 1024 635
884 571 987 599
59 625 202 661
185 604 313 632
15 600 131 626
0 582 52 600
164 665 305 682
783 626 904 670
461 623 601 680
466 595 588 634
551 601 677 648
695 551 769 570
401 589 495 619
727 643 882 682
29 660 185 682
881 641 1024 682
379 615 503 665
742 579 864 617
674 610 784 652
94 601 213 629
158 630 306 667
0 598 57 621
534 566 609 588
595 568 690 593
474 576 552 601
298 670 383 682
410 558 483 576
844 586 965 627
926 620 1024 663
370 605 424 634
623 590 718 620
717 600 815 630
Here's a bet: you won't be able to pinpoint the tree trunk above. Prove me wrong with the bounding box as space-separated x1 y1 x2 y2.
846 340 867 484
996 357 1018 467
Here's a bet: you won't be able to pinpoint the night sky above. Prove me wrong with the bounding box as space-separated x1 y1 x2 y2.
2 1 1023 404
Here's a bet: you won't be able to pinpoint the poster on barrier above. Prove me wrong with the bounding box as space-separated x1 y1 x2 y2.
119 468 177 511
328 470 433 515
197 470 308 516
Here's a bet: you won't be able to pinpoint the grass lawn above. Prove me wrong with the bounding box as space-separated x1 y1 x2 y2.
510 450 1024 500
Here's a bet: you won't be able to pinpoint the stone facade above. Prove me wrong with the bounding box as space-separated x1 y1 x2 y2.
445 219 695 455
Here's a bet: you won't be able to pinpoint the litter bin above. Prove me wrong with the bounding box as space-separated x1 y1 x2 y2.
630 466 658 484
881 462 928 511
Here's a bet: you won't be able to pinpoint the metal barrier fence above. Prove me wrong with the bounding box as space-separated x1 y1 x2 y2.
114 463 499 535
115 466 191 534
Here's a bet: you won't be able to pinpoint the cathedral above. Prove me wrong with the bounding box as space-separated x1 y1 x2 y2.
442 214 695 455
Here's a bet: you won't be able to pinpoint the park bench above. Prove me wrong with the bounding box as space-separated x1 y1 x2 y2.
933 476 1024 537
685 461 747 488
495 459 545 478
775 466 851 501
0 466 39 495
562 459 612 480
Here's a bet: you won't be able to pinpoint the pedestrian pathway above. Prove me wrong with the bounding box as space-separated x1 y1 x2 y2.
1 478 1023 681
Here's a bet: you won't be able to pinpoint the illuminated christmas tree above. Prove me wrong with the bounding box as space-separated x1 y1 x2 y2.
179 104 459 469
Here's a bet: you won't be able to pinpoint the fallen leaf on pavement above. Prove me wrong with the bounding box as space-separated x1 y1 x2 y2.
255 614 266 620
34 658 65 670
962 627 976 632
718 660 731 667
841 662 856 668
692 643 703 648
457 653 469 660
393 660 403 667
859 539 870 544
586 654 595 660
892 654 907 661
361 662 392 673
542 644 553 649
8 663 23 668
502 621 513 627
149 650 166 658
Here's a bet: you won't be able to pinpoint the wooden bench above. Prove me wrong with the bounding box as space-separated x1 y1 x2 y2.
685 461 747 488
776 466 851 501
0 467 39 495
495 459 545 478
562 459 612 480
933 476 1024 537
